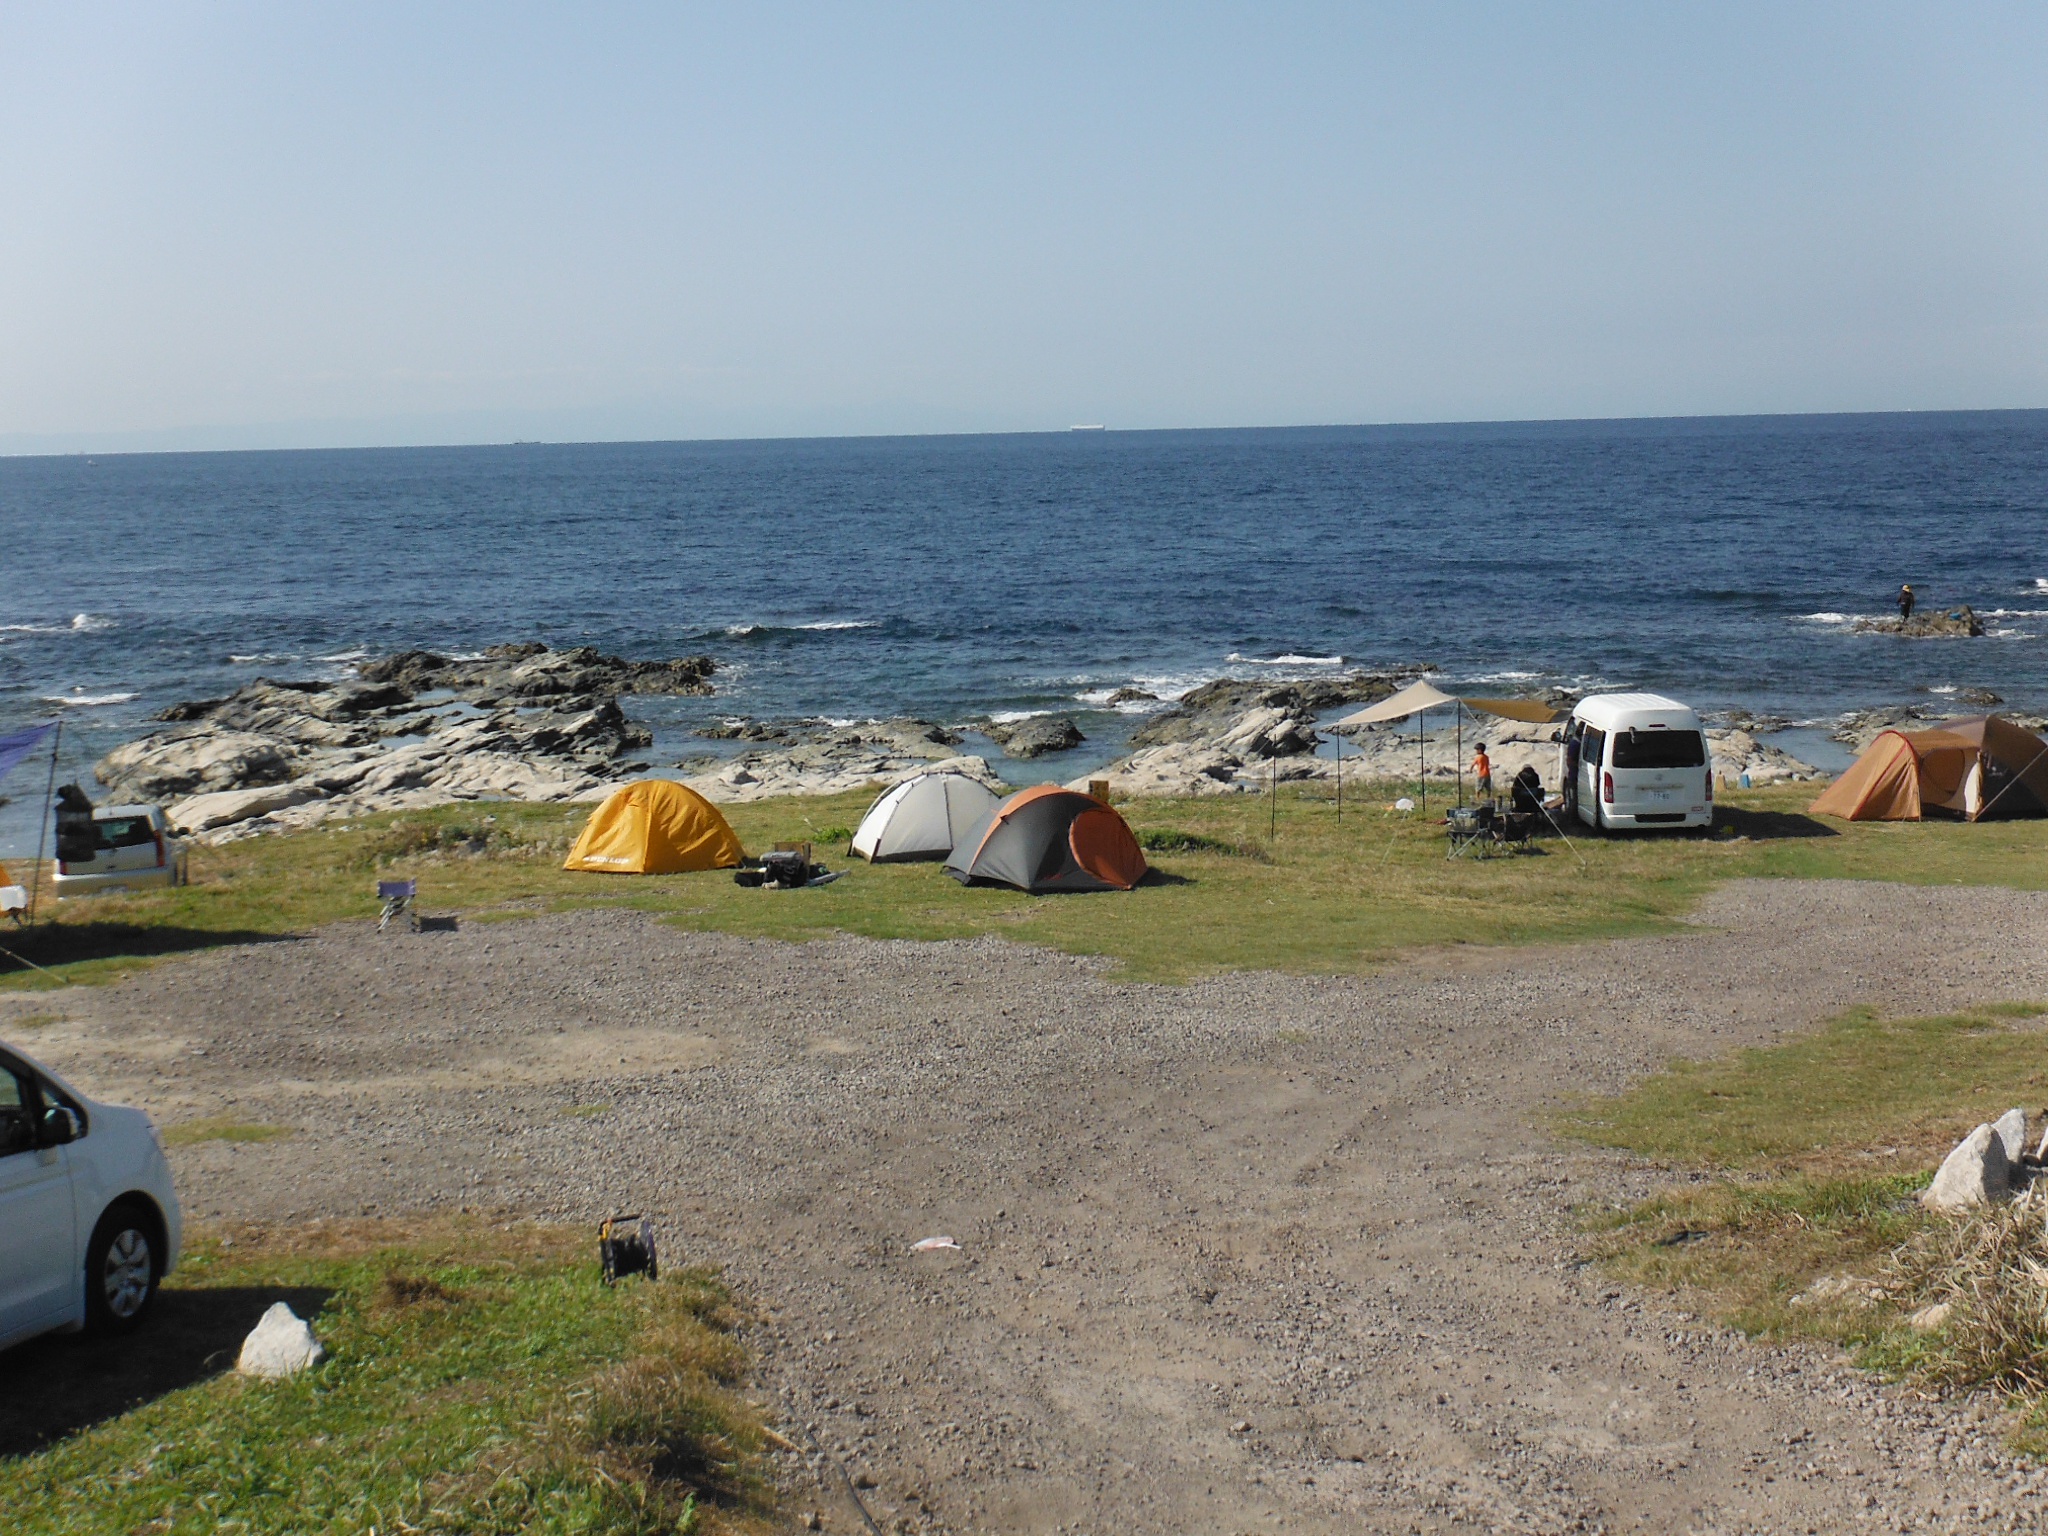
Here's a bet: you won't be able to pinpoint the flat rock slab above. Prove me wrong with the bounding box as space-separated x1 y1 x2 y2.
19 878 2048 1533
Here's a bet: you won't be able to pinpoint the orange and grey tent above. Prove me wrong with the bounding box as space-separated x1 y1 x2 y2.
944 785 1148 892
563 779 744 873
1810 715 2048 822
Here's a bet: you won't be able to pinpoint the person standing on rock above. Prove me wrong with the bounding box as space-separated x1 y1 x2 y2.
1898 583 1915 622
1471 742 1493 801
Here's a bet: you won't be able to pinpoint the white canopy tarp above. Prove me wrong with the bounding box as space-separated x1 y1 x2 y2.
1336 680 1460 727
1337 682 1563 728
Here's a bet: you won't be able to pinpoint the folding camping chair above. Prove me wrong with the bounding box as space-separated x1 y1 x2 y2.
0 885 26 925
377 878 419 933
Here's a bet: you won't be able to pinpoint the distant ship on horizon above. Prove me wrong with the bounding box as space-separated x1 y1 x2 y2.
1069 423 1107 432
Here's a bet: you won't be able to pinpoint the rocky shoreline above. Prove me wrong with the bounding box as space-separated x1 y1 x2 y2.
82 641 2048 839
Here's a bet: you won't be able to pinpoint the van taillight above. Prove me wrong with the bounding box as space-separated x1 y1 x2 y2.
1705 771 1714 803
1602 772 1614 804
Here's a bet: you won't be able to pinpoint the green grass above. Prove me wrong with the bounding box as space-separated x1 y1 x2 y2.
1562 1002 2048 1414
8 780 2048 990
0 1219 774 1535
159 1119 295 1148
1559 1001 2048 1173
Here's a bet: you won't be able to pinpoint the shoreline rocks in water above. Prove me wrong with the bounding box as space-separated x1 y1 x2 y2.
984 714 1085 759
1853 607 1985 638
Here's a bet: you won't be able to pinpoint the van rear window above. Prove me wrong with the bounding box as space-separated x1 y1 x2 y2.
1611 729 1706 770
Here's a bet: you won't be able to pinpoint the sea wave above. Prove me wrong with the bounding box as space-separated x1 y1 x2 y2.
988 709 1050 725
719 619 878 639
796 620 878 631
1 613 114 635
1224 652 1345 666
317 648 369 663
228 652 297 665
42 690 138 707
1795 612 1856 626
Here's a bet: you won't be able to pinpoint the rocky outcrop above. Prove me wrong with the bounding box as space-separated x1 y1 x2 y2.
1130 675 1406 756
356 642 716 702
1854 607 1985 638
689 751 1004 804
985 715 1085 759
97 642 706 838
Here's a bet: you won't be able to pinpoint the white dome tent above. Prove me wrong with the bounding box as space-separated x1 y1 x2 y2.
851 769 1004 863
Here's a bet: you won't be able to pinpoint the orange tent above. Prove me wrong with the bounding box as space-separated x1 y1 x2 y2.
1811 715 2048 822
563 780 744 873
943 785 1148 892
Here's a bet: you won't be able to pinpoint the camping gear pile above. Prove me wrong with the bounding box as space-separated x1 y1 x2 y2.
1811 714 2048 822
734 845 844 888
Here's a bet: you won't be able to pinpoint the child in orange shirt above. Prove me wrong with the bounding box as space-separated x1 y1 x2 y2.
1472 743 1493 799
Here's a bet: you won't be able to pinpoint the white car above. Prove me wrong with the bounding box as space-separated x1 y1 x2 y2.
53 802 189 897
1560 693 1715 832
0 1042 182 1350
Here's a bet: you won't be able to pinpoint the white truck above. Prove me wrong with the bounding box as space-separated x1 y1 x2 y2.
1560 693 1714 832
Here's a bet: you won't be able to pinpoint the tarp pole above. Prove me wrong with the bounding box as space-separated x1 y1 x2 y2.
1270 747 1277 840
27 719 60 927
1457 703 1464 808
1334 723 1341 823
1418 707 1425 812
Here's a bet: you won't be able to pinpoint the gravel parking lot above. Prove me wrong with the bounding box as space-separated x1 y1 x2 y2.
12 878 2048 1534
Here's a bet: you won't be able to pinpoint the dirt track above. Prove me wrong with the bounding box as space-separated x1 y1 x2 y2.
12 879 2048 1534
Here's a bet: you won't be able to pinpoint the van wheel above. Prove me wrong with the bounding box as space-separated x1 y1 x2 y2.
84 1202 161 1334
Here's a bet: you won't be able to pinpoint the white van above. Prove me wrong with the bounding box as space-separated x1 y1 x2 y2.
1560 694 1713 832
52 802 188 898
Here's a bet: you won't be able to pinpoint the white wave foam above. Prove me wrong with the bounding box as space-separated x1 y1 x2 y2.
796 620 878 631
1458 669 1545 685
1990 627 2036 640
989 709 1050 725
1796 612 1854 625
1928 685 1957 694
42 690 137 707
228 652 296 665
1224 652 1345 666
317 648 368 662
1 613 114 634
2035 578 2048 592
1983 609 2048 618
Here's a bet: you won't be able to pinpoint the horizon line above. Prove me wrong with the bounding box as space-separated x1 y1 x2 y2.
4 403 2047 463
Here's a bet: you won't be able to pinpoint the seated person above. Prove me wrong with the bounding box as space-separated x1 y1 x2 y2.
1510 764 1545 814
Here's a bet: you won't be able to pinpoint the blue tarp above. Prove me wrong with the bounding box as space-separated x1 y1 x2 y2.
0 721 58 786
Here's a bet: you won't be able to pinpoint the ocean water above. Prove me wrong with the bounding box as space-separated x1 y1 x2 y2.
3 411 2046 855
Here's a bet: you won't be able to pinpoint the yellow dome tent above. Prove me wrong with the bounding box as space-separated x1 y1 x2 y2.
563 780 744 874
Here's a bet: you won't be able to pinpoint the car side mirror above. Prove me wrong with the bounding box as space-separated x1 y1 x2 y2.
1550 730 1563 743
39 1107 80 1147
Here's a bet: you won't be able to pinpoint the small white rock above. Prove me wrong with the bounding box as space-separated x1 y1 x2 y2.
1908 1301 1953 1331
236 1301 325 1378
1921 1123 2011 1213
1994 1107 2029 1170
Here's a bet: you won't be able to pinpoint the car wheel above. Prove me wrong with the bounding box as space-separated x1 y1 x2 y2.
84 1203 161 1334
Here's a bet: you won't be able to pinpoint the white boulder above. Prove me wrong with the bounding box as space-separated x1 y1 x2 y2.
169 781 324 833
1995 1108 2029 1168
236 1301 325 1378
1922 1123 2012 1213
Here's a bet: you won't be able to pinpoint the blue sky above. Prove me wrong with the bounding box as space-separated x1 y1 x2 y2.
3 3 2044 450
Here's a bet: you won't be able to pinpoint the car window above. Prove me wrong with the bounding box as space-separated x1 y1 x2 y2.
98 817 158 849
1611 728 1707 770
1580 728 1605 770
0 1068 35 1157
